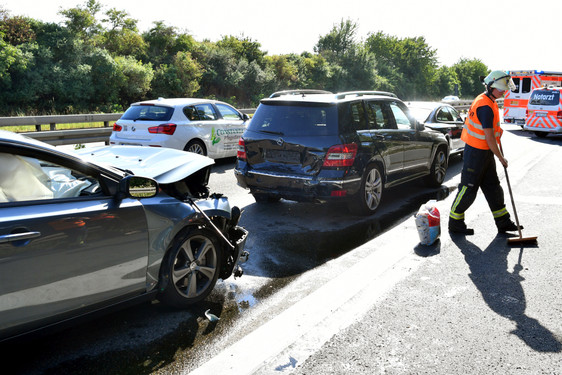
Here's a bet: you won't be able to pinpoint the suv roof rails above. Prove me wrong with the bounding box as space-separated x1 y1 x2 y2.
335 91 398 99
269 89 333 98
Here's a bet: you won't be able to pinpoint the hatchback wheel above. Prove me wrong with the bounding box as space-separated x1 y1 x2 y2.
424 146 448 187
185 140 207 156
159 227 222 308
350 164 383 215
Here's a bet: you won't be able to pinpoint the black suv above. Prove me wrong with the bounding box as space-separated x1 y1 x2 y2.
234 90 449 215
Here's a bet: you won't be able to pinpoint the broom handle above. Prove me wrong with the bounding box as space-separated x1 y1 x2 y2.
499 143 523 239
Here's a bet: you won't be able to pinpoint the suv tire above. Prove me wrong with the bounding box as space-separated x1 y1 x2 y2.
424 146 448 187
350 164 383 215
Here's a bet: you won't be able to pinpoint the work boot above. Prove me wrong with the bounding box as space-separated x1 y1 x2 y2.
448 219 474 235
496 219 523 233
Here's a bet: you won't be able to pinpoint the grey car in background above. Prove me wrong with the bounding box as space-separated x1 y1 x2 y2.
0 130 248 342
406 101 465 155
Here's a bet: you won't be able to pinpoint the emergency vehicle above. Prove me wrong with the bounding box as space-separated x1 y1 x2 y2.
504 70 562 126
524 86 562 138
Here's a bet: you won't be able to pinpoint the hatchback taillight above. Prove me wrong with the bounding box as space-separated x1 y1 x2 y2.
237 138 247 160
323 144 358 167
112 123 122 132
148 124 176 135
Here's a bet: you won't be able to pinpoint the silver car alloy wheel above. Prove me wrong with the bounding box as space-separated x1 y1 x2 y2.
364 167 383 211
172 234 218 299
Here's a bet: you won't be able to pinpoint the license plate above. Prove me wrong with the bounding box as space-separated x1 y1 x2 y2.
266 149 301 163
536 112 547 117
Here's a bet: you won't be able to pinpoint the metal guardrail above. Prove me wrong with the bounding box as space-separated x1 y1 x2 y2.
0 113 122 146
0 100 499 146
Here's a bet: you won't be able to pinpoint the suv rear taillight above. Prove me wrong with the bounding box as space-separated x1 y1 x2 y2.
148 124 176 135
112 123 122 132
557 110 562 119
237 138 247 160
323 144 357 167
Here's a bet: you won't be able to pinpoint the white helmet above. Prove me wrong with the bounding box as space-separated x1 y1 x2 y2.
482 70 516 91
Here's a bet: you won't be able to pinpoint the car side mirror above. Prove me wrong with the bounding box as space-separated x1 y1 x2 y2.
242 113 250 121
119 176 158 199
414 120 425 131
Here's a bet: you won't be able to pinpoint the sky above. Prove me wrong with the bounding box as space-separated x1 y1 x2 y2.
2 0 562 72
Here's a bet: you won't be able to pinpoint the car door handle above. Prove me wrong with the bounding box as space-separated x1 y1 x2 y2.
373 134 385 140
0 231 41 244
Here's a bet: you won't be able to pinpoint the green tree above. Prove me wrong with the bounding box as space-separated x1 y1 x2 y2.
365 31 439 99
432 65 460 98
452 58 489 98
59 0 103 41
114 55 153 108
265 54 299 89
100 7 146 58
216 35 266 67
150 51 202 98
315 19 379 92
143 21 196 66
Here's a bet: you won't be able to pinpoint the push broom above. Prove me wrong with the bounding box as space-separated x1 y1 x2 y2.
500 144 538 245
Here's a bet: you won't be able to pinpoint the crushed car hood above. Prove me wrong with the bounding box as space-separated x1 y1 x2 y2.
77 146 214 184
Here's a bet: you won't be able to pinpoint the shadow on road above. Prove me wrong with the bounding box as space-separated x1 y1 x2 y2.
451 234 561 353
239 182 454 279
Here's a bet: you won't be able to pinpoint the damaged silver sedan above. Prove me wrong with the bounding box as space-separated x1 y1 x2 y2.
0 130 248 342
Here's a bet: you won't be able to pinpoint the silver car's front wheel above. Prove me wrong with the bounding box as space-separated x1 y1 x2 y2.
159 227 222 307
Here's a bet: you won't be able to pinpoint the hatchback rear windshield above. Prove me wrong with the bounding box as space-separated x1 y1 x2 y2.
529 90 560 106
249 103 338 136
121 105 174 121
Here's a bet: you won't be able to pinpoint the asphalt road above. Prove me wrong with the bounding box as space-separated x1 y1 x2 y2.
5 126 561 375
188 126 562 374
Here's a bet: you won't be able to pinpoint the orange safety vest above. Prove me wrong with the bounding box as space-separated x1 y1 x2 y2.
461 93 503 150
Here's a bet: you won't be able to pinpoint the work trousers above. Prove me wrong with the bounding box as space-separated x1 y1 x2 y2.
449 144 510 224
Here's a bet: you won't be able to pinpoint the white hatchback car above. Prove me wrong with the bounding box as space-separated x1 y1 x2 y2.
110 98 250 159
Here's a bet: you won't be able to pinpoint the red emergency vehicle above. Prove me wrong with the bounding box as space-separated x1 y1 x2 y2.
504 70 562 126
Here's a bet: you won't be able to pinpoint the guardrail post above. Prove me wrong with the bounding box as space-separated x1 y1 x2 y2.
50 123 56 131
35 124 41 131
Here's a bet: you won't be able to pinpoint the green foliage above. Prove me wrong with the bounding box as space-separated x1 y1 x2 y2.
0 2 489 116
315 19 379 93
452 58 489 98
366 31 439 99
150 51 201 98
114 56 153 108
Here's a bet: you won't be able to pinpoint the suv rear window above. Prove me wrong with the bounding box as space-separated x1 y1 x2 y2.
248 103 338 136
121 105 174 121
529 90 560 106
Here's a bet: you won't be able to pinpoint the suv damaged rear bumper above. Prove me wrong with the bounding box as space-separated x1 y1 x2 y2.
234 169 362 202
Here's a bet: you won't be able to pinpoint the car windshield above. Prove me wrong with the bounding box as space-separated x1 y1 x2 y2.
249 103 338 136
408 107 432 123
121 105 174 121
529 90 560 106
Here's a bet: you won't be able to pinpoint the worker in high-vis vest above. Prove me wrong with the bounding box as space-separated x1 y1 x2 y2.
449 70 523 235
